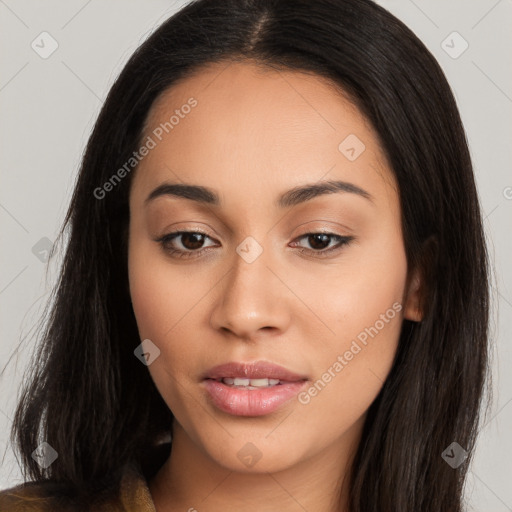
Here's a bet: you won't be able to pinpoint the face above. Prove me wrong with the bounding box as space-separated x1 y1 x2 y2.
128 61 422 474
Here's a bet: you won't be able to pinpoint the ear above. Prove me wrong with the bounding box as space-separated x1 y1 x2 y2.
403 236 437 322
403 266 423 322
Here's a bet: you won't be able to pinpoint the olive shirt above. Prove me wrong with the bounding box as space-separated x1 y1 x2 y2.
0 443 172 511
0 466 155 511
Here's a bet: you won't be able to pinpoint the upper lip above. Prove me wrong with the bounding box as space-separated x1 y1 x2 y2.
203 361 308 382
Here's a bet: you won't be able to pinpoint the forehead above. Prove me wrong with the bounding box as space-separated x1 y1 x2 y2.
132 60 395 206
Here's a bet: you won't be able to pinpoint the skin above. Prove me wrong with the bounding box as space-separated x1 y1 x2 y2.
128 60 423 512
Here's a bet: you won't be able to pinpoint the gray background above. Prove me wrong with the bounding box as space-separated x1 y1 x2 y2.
0 0 511 509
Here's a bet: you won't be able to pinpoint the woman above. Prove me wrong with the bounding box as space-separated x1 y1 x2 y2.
0 0 490 510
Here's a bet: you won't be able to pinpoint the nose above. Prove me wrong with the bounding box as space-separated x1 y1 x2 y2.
209 244 291 342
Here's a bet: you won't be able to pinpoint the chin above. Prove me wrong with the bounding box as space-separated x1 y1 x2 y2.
196 430 307 474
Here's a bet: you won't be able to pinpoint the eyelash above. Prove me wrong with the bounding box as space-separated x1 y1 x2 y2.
156 230 355 260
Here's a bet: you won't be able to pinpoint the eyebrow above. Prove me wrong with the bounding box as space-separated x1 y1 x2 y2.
145 180 373 208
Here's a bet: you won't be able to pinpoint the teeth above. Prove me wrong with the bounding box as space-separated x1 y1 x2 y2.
221 377 281 388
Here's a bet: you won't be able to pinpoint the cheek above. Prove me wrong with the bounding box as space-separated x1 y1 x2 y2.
128 235 207 387
128 235 183 393
128 246 189 413
128 231 187 341
299 234 407 432
318 226 407 342
293 307 403 459
129 265 170 343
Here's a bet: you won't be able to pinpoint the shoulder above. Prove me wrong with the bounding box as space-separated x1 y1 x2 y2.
0 480 119 512
0 465 156 512
0 481 61 511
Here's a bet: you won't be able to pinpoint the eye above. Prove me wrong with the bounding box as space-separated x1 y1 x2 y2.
290 233 355 258
156 230 218 259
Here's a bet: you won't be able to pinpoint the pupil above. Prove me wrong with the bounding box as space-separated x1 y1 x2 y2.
183 233 204 250
309 234 330 250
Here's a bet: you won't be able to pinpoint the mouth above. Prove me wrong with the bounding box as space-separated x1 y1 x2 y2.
202 360 308 382
210 377 283 389
201 361 309 417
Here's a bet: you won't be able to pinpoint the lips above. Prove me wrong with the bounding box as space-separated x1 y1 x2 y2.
202 361 309 416
203 361 308 382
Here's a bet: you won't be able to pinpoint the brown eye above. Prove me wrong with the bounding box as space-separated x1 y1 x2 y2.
305 234 331 250
291 233 355 258
157 231 218 259
178 232 207 250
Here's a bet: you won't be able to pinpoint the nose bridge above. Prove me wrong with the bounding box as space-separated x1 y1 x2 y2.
210 236 288 338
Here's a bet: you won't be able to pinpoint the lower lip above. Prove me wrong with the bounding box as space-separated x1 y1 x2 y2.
203 379 308 416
